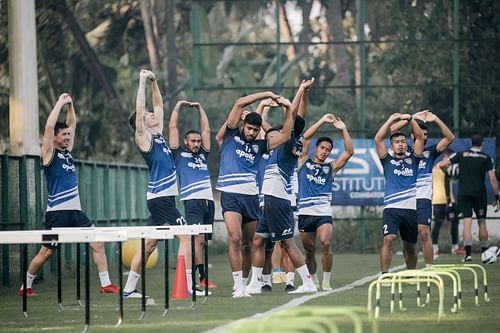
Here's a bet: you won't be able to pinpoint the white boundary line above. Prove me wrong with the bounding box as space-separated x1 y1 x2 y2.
203 263 407 333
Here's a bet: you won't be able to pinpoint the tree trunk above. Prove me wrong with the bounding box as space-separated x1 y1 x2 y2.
139 0 161 73
278 2 296 61
55 1 122 110
165 0 177 109
325 0 351 86
298 0 313 75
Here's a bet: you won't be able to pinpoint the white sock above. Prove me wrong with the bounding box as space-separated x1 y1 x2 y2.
262 274 271 285
186 269 193 291
322 271 331 284
425 264 432 268
21 272 37 289
98 271 112 287
452 244 458 250
286 272 295 285
433 244 439 252
123 271 141 293
249 266 263 287
243 277 248 286
232 271 244 291
296 265 314 287
311 273 319 283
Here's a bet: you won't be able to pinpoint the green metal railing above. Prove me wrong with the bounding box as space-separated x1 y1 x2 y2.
0 154 152 286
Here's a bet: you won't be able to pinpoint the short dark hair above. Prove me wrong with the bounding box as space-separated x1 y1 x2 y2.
265 127 281 139
390 131 407 141
471 132 483 147
294 116 306 136
185 130 201 139
417 120 428 132
54 122 69 135
315 136 333 148
129 112 137 130
244 112 262 127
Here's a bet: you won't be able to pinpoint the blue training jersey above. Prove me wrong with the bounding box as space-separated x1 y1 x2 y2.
262 134 303 199
44 149 82 212
415 144 440 200
381 151 421 210
216 126 268 195
140 134 178 199
257 153 270 206
297 158 333 216
172 146 213 201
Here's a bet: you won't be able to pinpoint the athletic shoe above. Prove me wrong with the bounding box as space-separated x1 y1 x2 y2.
189 288 212 296
288 284 317 294
433 251 441 260
312 276 320 289
285 284 295 292
246 285 262 294
100 284 120 294
122 290 145 298
321 280 332 291
261 284 272 292
462 255 472 262
18 288 38 297
232 288 252 298
452 247 466 255
198 279 218 289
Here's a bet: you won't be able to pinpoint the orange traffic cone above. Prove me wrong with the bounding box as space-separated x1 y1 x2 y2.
171 255 189 299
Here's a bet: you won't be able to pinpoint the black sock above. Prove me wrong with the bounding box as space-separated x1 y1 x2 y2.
196 264 206 281
465 245 472 257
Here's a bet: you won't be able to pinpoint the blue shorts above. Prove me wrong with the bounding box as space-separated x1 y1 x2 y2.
256 207 271 238
382 208 418 244
298 215 333 233
262 195 294 241
220 192 260 224
184 199 215 240
147 196 186 226
44 210 93 249
416 199 432 227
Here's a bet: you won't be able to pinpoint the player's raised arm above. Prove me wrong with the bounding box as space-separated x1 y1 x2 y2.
422 111 455 153
150 73 164 133
226 91 279 129
193 102 211 151
374 113 406 159
268 97 293 150
409 116 425 156
294 78 314 119
255 98 278 133
168 100 191 149
299 113 335 164
42 93 73 164
134 69 153 151
331 118 354 174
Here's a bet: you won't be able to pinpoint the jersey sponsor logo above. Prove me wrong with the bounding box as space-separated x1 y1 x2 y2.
187 156 208 170
235 149 256 162
282 228 293 236
306 173 327 185
62 163 75 172
418 160 427 170
393 168 414 177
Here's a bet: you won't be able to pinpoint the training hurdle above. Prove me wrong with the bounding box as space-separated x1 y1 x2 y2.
367 270 445 320
226 306 376 333
433 264 490 304
54 225 213 325
0 229 126 333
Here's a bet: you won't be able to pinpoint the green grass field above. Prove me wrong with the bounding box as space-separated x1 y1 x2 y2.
0 252 499 333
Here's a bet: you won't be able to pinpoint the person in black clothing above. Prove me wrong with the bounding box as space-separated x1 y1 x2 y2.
445 133 500 262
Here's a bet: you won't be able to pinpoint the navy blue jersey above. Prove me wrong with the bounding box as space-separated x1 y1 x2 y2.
381 151 421 210
172 146 213 201
44 149 81 211
216 126 268 195
140 134 178 199
297 158 334 216
415 144 441 200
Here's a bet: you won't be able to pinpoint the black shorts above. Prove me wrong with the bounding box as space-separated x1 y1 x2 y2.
262 196 294 241
298 215 333 233
220 192 260 223
147 196 186 226
416 199 432 227
184 199 215 240
43 210 93 249
458 195 487 219
382 208 418 244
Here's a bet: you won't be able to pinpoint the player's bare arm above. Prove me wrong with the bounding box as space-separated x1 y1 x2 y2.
168 100 192 149
226 91 279 129
331 118 354 173
193 102 211 151
268 97 293 150
134 69 154 152
299 113 335 165
374 113 405 158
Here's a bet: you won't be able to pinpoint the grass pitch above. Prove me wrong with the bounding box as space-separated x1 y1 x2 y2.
0 252 498 332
